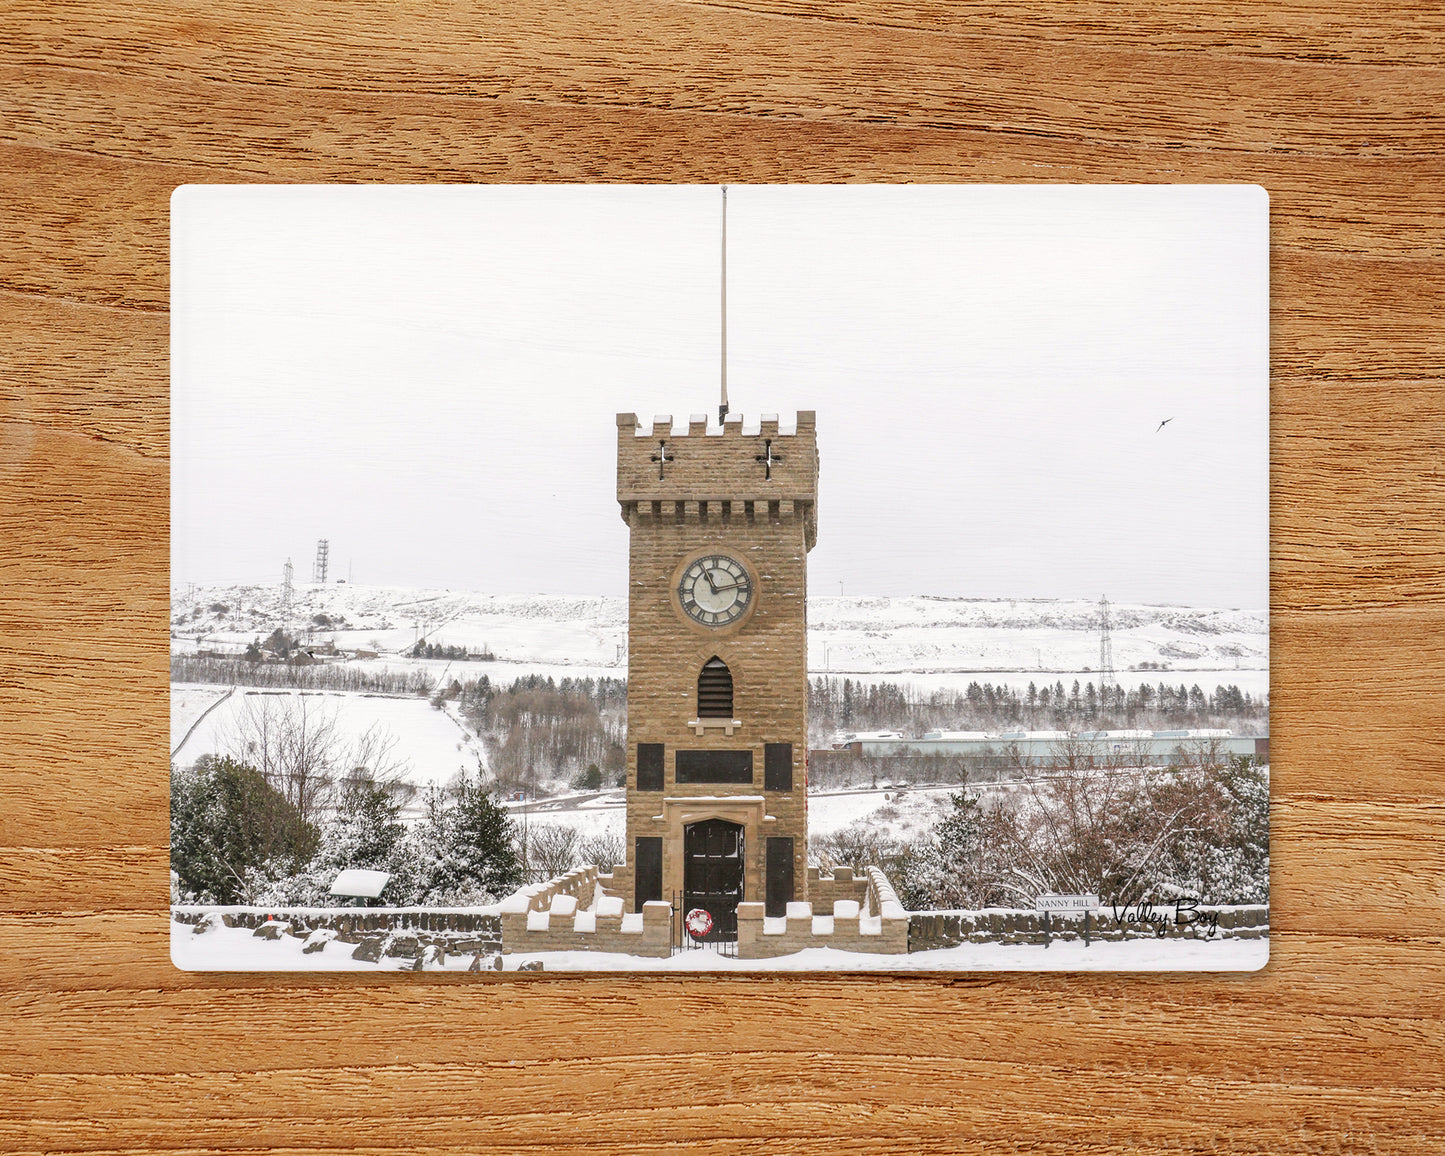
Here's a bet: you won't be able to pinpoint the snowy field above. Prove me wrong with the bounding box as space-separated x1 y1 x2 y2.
171 683 945 843
170 677 1157 850
173 585 626 669
502 784 954 848
171 683 482 815
171 918 1267 973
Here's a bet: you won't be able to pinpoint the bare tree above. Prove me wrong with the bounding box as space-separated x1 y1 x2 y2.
992 758 1225 907
527 824 583 880
221 693 411 827
811 820 908 877
1175 735 1230 770
579 830 624 872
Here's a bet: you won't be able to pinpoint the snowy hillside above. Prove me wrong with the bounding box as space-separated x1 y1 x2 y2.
171 584 625 670
807 595 1265 678
171 583 1266 683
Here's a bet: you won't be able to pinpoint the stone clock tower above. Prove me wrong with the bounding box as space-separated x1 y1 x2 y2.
614 410 818 940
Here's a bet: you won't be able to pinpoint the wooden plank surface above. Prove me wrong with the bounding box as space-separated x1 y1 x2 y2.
2 2 1442 1151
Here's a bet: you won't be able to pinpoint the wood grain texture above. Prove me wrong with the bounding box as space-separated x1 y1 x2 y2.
2 2 1442 1151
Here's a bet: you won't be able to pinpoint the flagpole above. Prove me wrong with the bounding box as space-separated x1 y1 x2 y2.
719 184 729 428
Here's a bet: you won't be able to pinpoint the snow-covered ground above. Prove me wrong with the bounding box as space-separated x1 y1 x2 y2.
170 683 482 815
806 785 951 840
507 791 627 843
496 784 955 848
171 918 1267 973
172 583 1267 689
171 684 234 754
171 686 961 844
807 595 1266 681
173 585 627 669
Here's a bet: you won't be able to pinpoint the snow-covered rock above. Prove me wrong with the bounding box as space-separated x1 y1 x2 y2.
302 928 338 954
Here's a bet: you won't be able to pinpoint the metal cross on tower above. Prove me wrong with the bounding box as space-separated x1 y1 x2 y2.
650 440 675 480
755 438 782 479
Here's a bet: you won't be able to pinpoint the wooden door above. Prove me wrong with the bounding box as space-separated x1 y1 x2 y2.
682 819 745 942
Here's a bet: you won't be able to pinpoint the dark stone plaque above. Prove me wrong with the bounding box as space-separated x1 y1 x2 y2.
675 749 754 785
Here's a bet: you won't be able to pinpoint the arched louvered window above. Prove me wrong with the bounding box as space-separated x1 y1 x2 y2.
697 656 734 718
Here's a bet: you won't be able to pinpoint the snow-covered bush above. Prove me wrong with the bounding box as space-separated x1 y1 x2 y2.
243 769 523 908
894 791 1013 911
811 820 912 882
407 772 523 904
170 756 318 904
525 824 583 880
897 757 1269 911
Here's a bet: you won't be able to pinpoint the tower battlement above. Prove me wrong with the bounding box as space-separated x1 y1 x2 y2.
616 412 818 549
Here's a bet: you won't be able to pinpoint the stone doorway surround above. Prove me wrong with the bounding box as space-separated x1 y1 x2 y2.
654 794 776 907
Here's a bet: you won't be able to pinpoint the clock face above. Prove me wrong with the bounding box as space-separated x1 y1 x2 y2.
677 554 754 628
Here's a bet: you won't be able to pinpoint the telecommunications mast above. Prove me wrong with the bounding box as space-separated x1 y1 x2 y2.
1098 595 1116 703
280 558 295 636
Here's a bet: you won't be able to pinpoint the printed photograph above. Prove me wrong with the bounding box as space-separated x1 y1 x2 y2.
170 183 1269 972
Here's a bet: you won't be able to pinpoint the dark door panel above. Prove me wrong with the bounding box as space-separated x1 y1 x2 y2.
682 818 744 942
766 836 794 917
635 836 663 909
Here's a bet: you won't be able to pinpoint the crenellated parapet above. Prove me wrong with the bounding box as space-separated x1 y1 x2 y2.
735 866 911 959
617 411 818 550
498 866 671 958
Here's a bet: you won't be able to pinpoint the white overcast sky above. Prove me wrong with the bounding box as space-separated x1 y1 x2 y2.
171 184 1268 608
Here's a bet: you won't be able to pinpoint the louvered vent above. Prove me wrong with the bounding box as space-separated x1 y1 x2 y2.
697 657 734 718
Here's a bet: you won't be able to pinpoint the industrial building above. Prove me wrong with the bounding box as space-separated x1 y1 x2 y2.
832 728 1269 769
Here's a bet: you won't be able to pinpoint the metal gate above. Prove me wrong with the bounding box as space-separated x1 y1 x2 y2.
671 890 739 957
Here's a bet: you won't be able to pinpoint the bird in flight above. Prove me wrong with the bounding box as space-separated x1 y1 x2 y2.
1155 418 1174 433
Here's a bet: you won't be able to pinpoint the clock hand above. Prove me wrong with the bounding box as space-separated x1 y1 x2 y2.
709 580 748 593
703 569 720 594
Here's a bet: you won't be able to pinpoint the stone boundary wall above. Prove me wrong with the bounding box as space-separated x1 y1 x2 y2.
736 865 909 959
498 866 670 958
865 866 908 923
908 904 1270 952
171 905 503 957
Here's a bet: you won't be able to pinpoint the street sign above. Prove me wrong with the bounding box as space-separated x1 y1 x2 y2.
1035 894 1100 912
1034 894 1100 948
